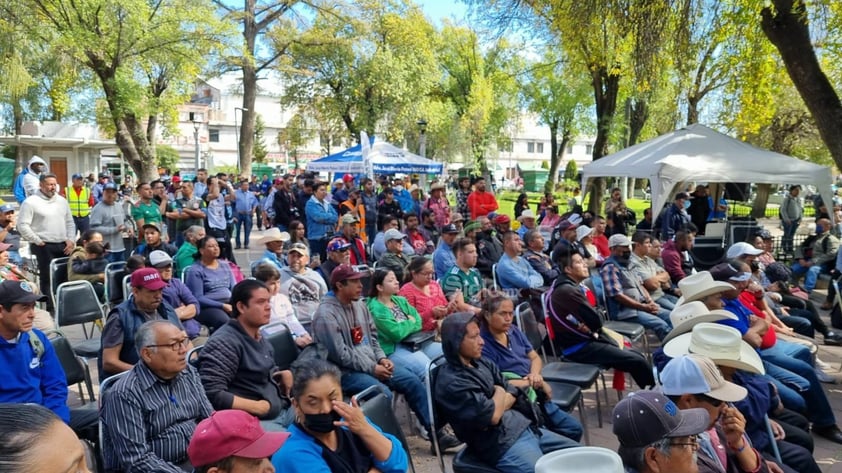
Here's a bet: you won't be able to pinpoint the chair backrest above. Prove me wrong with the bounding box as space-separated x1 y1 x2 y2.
105 262 127 306
353 385 415 473
99 371 129 457
123 274 132 301
534 447 624 473
705 222 727 239
491 263 499 290
186 345 204 367
49 257 70 301
515 301 545 352
426 355 448 473
47 331 87 386
261 323 300 370
55 281 104 329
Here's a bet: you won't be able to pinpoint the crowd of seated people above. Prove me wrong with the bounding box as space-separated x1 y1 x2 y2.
7 174 842 473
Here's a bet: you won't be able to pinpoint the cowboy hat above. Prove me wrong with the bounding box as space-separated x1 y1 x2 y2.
675 271 734 306
663 323 764 375
662 301 737 344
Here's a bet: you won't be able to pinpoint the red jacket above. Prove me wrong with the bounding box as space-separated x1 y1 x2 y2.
661 240 684 283
467 191 498 220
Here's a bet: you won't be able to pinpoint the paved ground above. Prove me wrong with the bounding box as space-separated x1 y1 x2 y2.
60 220 842 472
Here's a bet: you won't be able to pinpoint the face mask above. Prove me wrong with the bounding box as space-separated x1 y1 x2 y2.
683 200 691 210
816 225 825 234
749 260 760 272
617 251 632 264
302 411 341 433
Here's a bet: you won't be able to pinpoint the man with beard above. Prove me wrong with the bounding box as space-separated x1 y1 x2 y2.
421 208 442 247
338 214 369 266
467 176 498 220
404 213 434 257
600 234 672 341
663 229 696 285
100 268 185 378
165 180 205 248
18 173 75 312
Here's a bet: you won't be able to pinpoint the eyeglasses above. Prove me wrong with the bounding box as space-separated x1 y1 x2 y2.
669 436 699 451
147 338 190 351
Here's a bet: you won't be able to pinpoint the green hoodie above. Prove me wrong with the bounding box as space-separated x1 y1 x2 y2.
366 295 422 355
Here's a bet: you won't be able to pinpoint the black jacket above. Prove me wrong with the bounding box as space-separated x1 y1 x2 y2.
547 276 603 353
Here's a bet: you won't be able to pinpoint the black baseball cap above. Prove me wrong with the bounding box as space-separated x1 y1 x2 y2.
0 280 47 305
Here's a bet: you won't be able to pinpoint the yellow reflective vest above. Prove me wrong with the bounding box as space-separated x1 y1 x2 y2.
68 186 91 217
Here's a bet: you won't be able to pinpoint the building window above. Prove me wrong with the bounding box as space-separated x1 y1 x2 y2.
586 144 593 155
527 142 535 153
209 129 220 142
536 142 544 154
567 145 574 154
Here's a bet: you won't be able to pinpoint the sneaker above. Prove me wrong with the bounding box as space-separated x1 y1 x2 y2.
816 357 833 371
431 429 463 455
414 418 429 440
815 367 837 384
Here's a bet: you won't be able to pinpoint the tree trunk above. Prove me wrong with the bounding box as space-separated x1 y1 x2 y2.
12 101 24 174
239 64 256 178
628 99 648 147
546 118 561 193
587 64 620 214
751 183 772 218
760 0 842 170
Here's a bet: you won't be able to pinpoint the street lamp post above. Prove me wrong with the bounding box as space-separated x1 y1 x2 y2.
192 120 201 172
417 119 428 158
234 107 249 174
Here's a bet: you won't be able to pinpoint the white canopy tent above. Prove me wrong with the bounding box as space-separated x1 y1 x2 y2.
581 124 834 217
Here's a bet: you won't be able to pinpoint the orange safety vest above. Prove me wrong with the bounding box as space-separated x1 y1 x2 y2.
68 186 91 217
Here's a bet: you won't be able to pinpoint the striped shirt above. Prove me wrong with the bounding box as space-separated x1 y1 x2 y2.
103 362 213 472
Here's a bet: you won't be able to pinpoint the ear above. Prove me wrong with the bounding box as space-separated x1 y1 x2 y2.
677 393 696 409
644 446 662 473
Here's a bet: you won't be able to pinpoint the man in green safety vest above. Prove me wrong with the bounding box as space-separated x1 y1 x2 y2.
67 173 94 235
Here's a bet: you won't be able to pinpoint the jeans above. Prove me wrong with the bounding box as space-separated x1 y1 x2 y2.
542 402 583 442
7 249 22 266
655 293 679 311
495 427 578 473
628 309 672 341
106 250 125 263
259 407 296 432
341 368 431 430
73 215 90 235
235 213 254 247
196 306 231 333
565 341 655 389
388 343 443 381
762 367 807 413
761 341 836 427
781 219 800 253
790 261 826 292
779 312 814 338
780 294 829 336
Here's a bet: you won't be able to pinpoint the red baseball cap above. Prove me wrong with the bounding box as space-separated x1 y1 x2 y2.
130 268 167 291
188 410 290 467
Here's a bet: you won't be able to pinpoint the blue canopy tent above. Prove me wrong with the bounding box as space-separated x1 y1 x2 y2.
307 138 443 175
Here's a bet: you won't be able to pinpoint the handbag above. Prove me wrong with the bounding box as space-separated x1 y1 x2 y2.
400 330 435 352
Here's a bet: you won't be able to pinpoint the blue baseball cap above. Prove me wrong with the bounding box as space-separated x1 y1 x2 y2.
0 204 14 213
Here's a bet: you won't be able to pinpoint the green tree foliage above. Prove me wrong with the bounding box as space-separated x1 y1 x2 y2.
278 111 315 170
564 160 578 181
521 49 592 190
7 0 228 182
253 114 268 164
155 145 181 171
280 0 438 143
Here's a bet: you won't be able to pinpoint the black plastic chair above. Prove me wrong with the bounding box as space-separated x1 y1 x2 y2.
104 262 127 310
55 281 104 360
427 355 501 473
261 322 300 370
46 330 95 404
186 345 203 367
353 384 416 473
49 256 70 308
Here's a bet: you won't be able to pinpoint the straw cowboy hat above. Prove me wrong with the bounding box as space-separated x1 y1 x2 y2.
663 322 764 375
675 271 734 306
662 301 736 344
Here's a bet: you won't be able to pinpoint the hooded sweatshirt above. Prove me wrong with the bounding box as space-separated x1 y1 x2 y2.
435 312 531 465
18 189 75 245
23 155 47 198
311 294 386 374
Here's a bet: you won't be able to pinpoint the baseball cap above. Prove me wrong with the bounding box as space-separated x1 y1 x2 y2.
130 268 167 291
148 250 173 268
0 242 10 253
99 172 109 178
709 262 751 282
330 263 367 287
441 223 459 234
273 178 283 185
726 242 763 259
575 225 594 242
72 173 83 180
0 280 47 305
764 262 791 284
327 237 352 252
383 228 405 241
343 173 355 183
660 353 748 402
557 219 578 231
188 410 290 468
142 222 162 233
340 214 359 225
608 234 632 248
288 242 309 256
493 214 511 225
451 213 464 223
612 390 709 448
0 203 15 213
103 183 118 191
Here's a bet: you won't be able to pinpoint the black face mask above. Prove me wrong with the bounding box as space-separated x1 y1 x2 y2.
617 251 632 264
302 411 341 433
749 260 760 272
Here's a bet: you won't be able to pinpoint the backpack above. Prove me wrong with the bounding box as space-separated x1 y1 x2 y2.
13 169 28 203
